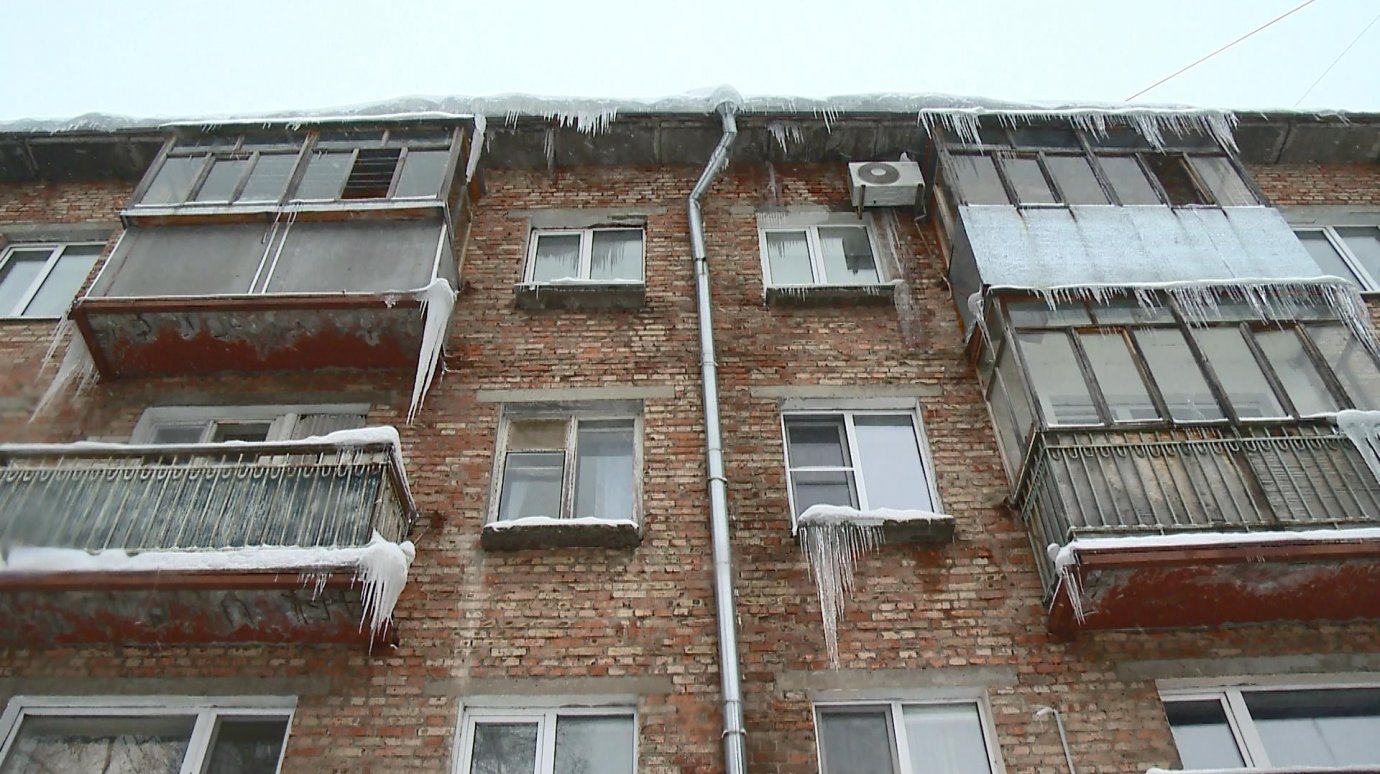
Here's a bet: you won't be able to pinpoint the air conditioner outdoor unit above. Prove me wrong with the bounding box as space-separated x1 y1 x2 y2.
848 161 924 208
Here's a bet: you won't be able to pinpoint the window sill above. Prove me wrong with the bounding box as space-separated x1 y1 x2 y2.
513 281 646 311
480 516 642 550
764 282 898 308
794 506 955 544
1148 767 1380 774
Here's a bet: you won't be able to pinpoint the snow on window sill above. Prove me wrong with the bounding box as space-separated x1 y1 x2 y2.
794 505 955 544
513 281 645 311
1147 767 1380 774
764 282 899 308
480 516 642 550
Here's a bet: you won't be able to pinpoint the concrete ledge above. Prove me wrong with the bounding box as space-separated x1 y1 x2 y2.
883 515 955 544
752 384 941 400
429 674 675 698
475 385 675 403
778 666 1018 696
1118 654 1380 682
509 208 662 227
0 675 330 702
0 222 119 242
765 283 897 307
480 520 642 550
514 282 645 311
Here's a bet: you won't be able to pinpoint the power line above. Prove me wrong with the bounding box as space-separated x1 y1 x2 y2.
1125 0 1320 101
1294 7 1380 106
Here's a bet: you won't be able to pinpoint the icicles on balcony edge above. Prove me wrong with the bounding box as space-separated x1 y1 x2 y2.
31 319 98 420
1334 410 1380 486
1048 543 1090 624
918 108 1238 151
354 532 417 640
796 507 886 668
408 278 456 424
767 121 803 155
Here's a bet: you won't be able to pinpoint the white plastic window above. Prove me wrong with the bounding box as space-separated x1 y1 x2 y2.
0 243 103 318
1295 226 1380 292
814 701 1000 774
133 405 368 445
455 707 635 774
495 415 639 523
0 697 293 774
526 228 644 284
761 224 881 286
1164 686 1380 769
782 411 937 519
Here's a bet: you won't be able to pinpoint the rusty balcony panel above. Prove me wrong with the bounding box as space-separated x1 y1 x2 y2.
1012 422 1380 633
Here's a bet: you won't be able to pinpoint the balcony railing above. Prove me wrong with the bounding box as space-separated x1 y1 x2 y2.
1014 421 1380 589
0 438 414 557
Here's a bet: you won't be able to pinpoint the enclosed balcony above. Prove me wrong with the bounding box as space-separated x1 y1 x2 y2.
0 430 417 647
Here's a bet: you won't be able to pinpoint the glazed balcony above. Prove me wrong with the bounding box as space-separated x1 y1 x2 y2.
0 432 416 646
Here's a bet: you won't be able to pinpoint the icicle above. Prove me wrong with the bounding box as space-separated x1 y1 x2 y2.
32 321 98 420
408 279 456 424
876 211 922 347
797 509 885 668
465 114 486 183
917 107 1236 150
766 121 802 155
353 532 416 639
543 127 556 169
1334 411 1380 486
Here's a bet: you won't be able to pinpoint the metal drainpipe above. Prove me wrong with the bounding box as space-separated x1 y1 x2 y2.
689 106 747 774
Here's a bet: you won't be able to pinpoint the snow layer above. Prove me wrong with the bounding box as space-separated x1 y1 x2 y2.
484 516 639 530
796 505 952 529
1 425 403 456
0 532 416 637
408 278 456 424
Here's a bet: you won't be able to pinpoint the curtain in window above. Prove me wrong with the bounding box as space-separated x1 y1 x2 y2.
573 422 635 521
765 231 813 285
531 235 581 283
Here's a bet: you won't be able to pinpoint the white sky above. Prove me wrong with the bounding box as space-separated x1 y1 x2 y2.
1 0 1378 122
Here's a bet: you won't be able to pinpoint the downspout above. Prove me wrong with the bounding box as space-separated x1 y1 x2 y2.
689 106 747 774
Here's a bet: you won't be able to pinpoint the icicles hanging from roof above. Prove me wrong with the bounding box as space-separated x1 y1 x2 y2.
31 320 98 419
408 278 456 424
766 121 803 155
797 508 885 668
918 107 1238 151
465 114 487 183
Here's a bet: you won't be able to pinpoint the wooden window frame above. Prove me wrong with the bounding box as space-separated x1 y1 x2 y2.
0 241 104 319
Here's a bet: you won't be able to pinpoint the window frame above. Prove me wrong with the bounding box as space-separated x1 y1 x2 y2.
780 406 941 525
453 705 637 774
0 695 295 774
131 403 372 444
0 241 105 319
489 409 644 525
1293 225 1380 293
812 698 1004 774
523 226 646 285
758 222 887 288
1160 681 1380 769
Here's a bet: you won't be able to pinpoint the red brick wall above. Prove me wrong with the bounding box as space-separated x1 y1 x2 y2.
1247 162 1380 205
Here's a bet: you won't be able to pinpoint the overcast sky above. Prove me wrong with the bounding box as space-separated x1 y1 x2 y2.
1 0 1378 122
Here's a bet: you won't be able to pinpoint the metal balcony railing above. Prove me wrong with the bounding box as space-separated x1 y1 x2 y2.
1013 421 1380 589
0 437 415 556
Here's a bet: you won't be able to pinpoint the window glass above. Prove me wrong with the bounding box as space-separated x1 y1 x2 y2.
1089 299 1171 325
204 718 289 774
902 704 992 774
21 245 101 318
294 151 352 200
1007 300 1091 327
0 250 50 315
852 415 931 511
0 715 195 774
817 226 879 284
1165 700 1246 769
1045 156 1108 204
141 155 206 205
816 710 893 774
1017 332 1099 425
765 231 814 285
553 716 635 774
151 424 208 445
1134 329 1224 421
949 154 1008 204
1144 155 1207 205
341 148 402 199
1254 329 1338 415
237 153 297 203
573 420 636 521
1080 332 1158 422
784 417 857 514
193 158 249 203
589 230 643 282
468 722 538 774
1307 323 1380 410
499 452 565 520
530 234 582 283
1193 327 1285 418
1188 156 1255 206
1246 689 1380 767
1007 126 1080 148
1336 227 1380 283
1295 230 1366 285
1097 156 1161 205
1001 157 1056 204
210 421 273 443
392 148 449 199
992 346 1035 466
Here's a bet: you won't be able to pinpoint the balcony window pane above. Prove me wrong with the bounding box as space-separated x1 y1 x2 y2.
818 226 879 284
1307 323 1380 410
392 149 448 199
22 245 102 318
1090 299 1172 325
530 234 581 282
1254 329 1338 416
151 424 208 444
294 151 352 201
194 158 250 203
1008 126 1079 148
508 419 568 451
1007 300 1091 327
1045 156 1108 204
237 154 297 202
0 250 50 315
1001 157 1056 204
1132 329 1225 421
816 710 894 774
1079 332 1158 422
573 421 636 521
1247 689 1380 767
553 716 634 774
1016 332 1098 425
1336 227 1380 282
589 230 643 282
765 231 814 285
853 415 932 511
1295 230 1366 286
1194 327 1285 418
468 722 538 774
211 421 272 443
902 704 992 774
1165 700 1246 769
1097 156 1161 205
948 154 1008 204
1188 156 1255 205
1145 155 1207 205
991 346 1035 468
0 715 195 774
499 452 565 521
142 155 206 205
204 718 289 774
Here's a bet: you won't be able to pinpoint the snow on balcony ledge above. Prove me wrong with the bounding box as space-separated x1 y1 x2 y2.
795 505 956 544
480 516 642 550
1147 767 1380 774
513 280 645 311
764 281 899 308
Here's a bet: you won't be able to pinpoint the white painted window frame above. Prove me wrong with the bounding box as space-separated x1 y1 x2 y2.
0 242 104 318
812 697 1004 774
131 403 371 444
758 220 885 288
453 705 637 774
1293 225 1380 292
780 404 941 526
524 227 646 284
488 409 644 525
0 695 295 774
1159 677 1380 769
